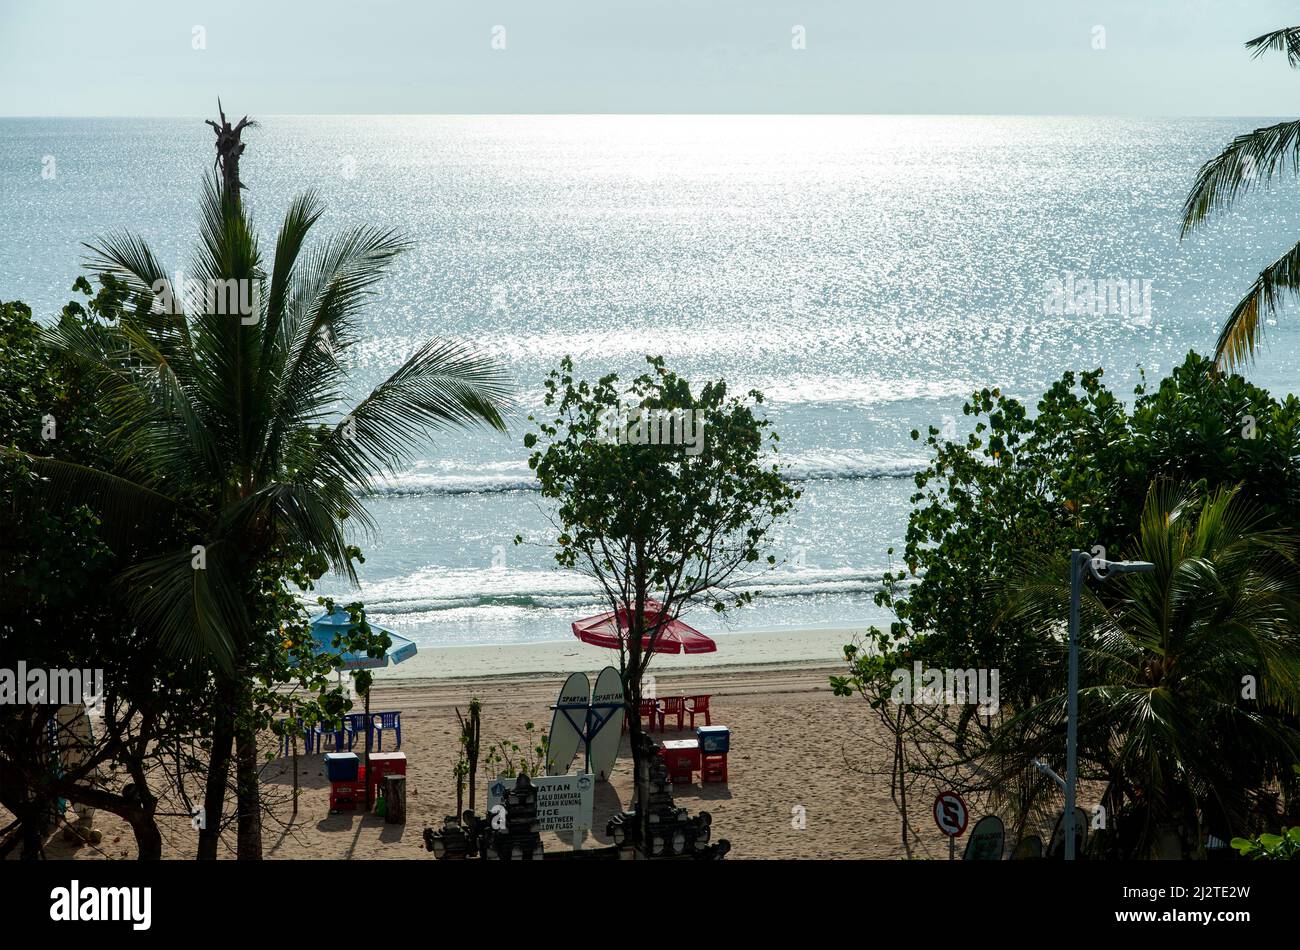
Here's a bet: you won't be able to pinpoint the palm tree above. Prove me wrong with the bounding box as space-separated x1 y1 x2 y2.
1182 26 1300 370
993 482 1300 857
23 120 512 858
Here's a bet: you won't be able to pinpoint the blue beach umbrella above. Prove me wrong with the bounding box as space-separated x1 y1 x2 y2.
308 606 418 669
307 606 417 807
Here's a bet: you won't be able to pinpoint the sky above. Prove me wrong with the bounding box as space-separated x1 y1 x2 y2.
1 0 1298 115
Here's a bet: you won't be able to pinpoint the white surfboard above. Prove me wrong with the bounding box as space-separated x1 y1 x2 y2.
588 666 626 782
546 672 590 776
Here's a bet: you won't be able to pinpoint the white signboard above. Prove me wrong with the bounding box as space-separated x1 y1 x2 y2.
487 773 595 837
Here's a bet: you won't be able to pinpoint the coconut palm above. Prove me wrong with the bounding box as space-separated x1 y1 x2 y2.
1182 26 1300 369
992 482 1300 857
21 160 511 857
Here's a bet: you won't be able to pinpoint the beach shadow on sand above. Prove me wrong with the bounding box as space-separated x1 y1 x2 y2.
308 812 409 855
668 782 733 802
585 780 626 846
261 755 333 791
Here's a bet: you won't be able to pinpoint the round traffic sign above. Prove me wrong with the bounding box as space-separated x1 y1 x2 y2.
933 790 968 838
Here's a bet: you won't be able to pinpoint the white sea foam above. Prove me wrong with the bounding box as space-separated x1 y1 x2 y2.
364 450 926 497
356 564 897 617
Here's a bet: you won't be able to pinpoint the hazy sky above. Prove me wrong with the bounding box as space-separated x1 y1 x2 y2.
2 0 1299 115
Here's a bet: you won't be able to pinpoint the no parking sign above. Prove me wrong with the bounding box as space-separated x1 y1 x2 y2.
933 790 968 858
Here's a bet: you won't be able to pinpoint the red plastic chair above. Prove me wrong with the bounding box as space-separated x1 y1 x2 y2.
638 698 658 731
684 695 712 728
656 696 685 732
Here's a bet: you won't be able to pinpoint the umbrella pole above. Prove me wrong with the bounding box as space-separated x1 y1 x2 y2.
364 684 373 811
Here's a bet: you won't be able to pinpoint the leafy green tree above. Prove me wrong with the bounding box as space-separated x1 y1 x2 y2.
832 352 1300 854
524 355 798 835
2 282 395 858
1182 25 1300 368
996 483 1300 858
1232 827 1300 860
1 284 199 859
19 116 512 858
1232 769 1300 860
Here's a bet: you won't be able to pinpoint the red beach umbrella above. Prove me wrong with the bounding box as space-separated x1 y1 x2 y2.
572 600 717 655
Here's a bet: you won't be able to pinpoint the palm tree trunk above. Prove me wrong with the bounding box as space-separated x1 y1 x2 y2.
197 693 234 860
234 684 262 859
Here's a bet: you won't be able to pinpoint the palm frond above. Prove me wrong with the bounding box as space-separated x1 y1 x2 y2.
42 315 216 484
82 230 172 306
117 542 245 671
217 480 370 580
258 225 413 478
996 480 1300 847
1212 235 1300 370
1181 120 1300 237
184 174 266 469
1246 27 1300 66
7 450 179 550
316 337 512 485
261 190 326 366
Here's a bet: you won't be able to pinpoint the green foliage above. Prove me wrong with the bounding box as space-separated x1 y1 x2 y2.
483 720 548 779
834 352 1300 855
841 351 1300 701
1231 827 1300 860
23 174 510 668
997 483 1300 854
524 354 799 786
0 286 213 854
525 355 799 615
1 280 177 651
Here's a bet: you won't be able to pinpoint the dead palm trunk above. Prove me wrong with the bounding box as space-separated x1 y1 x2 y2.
208 103 263 858
206 101 253 202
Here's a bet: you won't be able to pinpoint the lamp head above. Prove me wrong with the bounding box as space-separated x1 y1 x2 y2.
1087 557 1155 581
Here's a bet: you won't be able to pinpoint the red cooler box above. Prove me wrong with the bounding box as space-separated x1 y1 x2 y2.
657 739 700 784
330 766 367 812
366 752 407 797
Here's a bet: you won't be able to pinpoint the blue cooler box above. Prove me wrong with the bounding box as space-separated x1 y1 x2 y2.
696 725 730 754
325 752 359 782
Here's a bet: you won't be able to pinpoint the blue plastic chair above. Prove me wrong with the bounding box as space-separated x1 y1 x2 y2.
344 713 370 751
371 711 402 751
312 720 350 754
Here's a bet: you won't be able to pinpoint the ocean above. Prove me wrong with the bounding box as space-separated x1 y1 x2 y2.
3 115 1297 648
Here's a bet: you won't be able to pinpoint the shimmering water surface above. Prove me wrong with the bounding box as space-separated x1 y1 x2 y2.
3 116 1296 645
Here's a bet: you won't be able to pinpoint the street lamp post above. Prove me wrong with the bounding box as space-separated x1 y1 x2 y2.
1064 550 1155 860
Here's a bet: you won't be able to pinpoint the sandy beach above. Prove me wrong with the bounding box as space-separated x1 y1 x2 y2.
19 625 985 861
375 625 862 680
